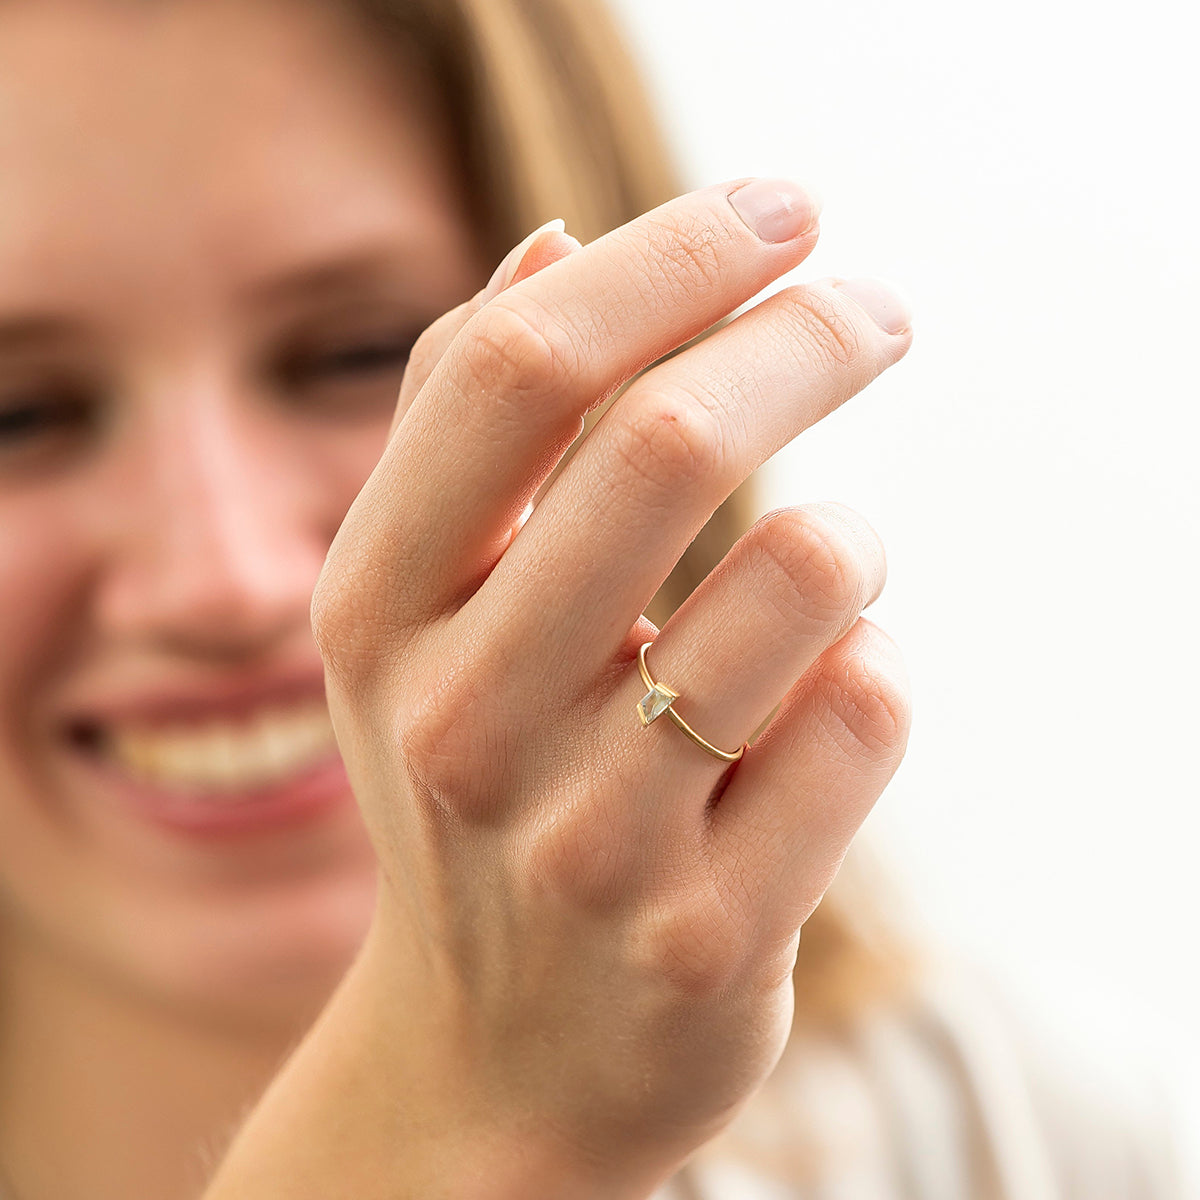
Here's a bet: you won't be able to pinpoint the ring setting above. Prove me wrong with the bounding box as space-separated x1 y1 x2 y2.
635 641 747 763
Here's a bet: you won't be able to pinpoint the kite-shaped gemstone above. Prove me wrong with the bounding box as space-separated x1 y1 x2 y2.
637 683 679 727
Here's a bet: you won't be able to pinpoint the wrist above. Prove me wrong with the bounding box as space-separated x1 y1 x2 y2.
202 916 668 1200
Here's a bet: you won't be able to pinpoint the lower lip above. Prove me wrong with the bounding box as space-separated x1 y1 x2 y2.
72 745 357 837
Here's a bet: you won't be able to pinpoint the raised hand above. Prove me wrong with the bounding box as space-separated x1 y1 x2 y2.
209 180 913 1200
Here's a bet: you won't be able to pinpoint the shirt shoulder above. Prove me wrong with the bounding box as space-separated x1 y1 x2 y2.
880 954 1189 1200
657 954 1189 1200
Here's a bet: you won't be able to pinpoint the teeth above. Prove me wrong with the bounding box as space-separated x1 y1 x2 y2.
105 701 338 799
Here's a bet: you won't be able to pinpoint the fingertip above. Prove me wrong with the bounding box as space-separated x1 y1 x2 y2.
507 229 583 287
480 218 575 303
852 616 912 699
828 276 913 336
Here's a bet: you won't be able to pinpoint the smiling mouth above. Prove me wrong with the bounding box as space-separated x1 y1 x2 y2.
67 699 340 798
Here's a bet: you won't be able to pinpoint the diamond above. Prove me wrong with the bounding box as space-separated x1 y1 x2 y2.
637 684 678 727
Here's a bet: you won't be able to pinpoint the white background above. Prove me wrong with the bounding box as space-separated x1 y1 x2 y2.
612 0 1199 1160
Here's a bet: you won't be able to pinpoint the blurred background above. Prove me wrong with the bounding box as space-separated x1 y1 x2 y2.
612 0 1199 1162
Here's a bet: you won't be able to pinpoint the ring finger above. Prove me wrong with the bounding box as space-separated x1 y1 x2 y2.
609 501 889 820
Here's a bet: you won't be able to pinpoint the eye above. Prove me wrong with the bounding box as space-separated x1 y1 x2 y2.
276 329 421 391
311 334 419 376
0 387 97 460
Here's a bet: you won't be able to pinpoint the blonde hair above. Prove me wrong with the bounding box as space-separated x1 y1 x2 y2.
352 0 923 1183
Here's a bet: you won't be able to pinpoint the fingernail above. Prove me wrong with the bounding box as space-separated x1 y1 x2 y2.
831 277 912 334
727 179 821 243
481 218 566 302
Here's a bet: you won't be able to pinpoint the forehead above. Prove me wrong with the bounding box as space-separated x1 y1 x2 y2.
0 0 471 314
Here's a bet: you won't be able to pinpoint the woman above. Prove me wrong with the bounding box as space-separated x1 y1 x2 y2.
0 0 1182 1197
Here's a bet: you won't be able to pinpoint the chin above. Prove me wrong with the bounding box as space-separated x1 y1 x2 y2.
114 825 383 1034
136 853 382 1032
1 751 383 1036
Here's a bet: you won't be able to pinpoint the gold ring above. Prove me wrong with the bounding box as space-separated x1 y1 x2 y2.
635 641 747 763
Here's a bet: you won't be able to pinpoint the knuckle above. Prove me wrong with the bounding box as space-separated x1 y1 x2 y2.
309 563 341 655
310 563 397 685
613 390 727 496
749 507 865 626
608 212 726 318
396 667 508 823
777 285 864 370
643 211 726 295
648 887 744 1000
460 301 565 404
525 801 639 912
310 513 426 684
813 624 912 761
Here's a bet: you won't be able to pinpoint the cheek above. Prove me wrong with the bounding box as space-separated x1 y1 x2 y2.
0 495 100 965
294 417 395 541
0 491 92 739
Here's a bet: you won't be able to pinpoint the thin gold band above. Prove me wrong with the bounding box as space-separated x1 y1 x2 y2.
635 641 747 763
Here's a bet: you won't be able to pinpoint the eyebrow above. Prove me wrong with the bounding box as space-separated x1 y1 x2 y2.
0 243 456 352
0 314 90 354
239 244 425 307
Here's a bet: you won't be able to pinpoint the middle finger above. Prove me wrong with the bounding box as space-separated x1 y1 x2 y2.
472 276 912 681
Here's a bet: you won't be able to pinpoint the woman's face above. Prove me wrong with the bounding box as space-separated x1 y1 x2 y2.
0 0 485 1025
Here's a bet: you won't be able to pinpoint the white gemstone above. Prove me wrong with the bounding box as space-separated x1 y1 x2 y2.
638 685 676 726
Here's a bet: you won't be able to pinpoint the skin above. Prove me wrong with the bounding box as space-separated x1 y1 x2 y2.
0 2 486 1195
0 2 913 1198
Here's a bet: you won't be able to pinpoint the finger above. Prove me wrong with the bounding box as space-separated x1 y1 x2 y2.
386 223 582 441
349 179 823 632
607 503 889 820
706 617 911 964
476 276 910 680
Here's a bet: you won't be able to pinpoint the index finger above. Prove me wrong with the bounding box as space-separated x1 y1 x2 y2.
337 179 822 639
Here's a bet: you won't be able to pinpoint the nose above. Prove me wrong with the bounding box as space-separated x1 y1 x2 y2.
95 376 330 660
